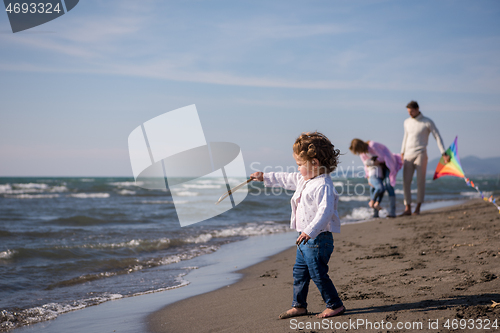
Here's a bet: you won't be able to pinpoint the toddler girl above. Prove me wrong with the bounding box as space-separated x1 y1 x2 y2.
250 132 345 319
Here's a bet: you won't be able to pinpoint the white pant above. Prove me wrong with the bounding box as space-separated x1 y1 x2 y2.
403 151 428 205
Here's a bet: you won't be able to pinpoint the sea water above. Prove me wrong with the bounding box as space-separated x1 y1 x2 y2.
0 175 498 330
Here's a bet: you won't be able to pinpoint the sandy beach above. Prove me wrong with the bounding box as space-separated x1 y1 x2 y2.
147 199 500 333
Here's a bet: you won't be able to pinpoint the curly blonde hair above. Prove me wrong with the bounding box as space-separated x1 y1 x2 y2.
292 132 340 174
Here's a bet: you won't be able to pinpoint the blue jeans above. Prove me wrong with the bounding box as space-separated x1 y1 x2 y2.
292 232 343 310
383 168 395 197
369 175 385 203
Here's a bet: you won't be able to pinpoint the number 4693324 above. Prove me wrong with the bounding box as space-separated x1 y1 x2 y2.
5 3 62 14
443 318 498 330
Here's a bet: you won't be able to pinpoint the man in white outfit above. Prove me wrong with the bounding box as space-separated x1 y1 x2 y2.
401 101 450 215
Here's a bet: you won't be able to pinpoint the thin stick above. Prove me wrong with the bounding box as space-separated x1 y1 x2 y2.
215 178 252 205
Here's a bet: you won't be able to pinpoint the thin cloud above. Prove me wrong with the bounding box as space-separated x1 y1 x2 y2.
0 2 499 94
217 18 356 40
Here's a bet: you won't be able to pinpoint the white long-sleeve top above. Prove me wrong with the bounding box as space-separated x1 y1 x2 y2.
263 172 341 238
401 113 446 156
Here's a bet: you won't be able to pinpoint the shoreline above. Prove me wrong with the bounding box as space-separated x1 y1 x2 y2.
13 232 297 333
8 198 484 333
148 199 500 333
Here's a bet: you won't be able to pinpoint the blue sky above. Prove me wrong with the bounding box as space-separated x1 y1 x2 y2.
1 0 499 176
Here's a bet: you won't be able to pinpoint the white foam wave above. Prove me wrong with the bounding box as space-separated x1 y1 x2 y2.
117 189 136 195
200 179 227 185
80 178 95 182
69 193 110 199
181 266 199 270
71 223 288 251
49 186 68 192
460 191 478 197
140 200 176 204
132 277 190 296
185 234 213 244
343 207 387 221
227 178 246 184
339 195 370 202
0 184 68 195
182 184 221 189
332 182 344 187
0 294 123 330
62 238 172 250
211 223 290 238
12 183 49 190
109 181 143 187
0 184 12 193
0 249 15 259
460 191 492 198
4 194 60 199
395 189 417 194
174 191 198 197
157 245 219 265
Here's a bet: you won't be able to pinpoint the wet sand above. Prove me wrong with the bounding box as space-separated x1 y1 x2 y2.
147 199 500 333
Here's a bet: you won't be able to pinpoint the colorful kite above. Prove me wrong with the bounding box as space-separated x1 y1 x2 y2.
433 136 500 213
433 136 465 180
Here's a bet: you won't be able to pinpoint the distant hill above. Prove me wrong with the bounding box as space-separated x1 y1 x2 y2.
427 156 500 176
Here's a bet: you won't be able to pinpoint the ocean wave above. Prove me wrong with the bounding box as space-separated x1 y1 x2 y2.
140 200 180 204
4 194 60 199
49 186 68 192
343 207 388 221
47 215 109 226
80 178 95 182
0 184 12 193
12 183 49 190
460 191 493 198
157 245 219 265
69 193 110 199
125 223 287 246
226 178 245 184
332 182 344 187
210 222 290 238
47 245 221 289
12 243 175 262
134 191 171 197
0 250 15 260
0 293 123 331
196 179 225 185
182 184 222 189
61 238 177 251
131 275 190 296
185 234 213 244
173 191 198 197
0 267 194 330
4 229 87 239
117 189 136 196
0 183 68 195
52 223 289 252
109 181 143 187
395 189 417 194
339 195 370 202
47 271 122 289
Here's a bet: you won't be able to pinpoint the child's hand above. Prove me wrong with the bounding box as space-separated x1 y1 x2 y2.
296 232 311 245
250 172 264 181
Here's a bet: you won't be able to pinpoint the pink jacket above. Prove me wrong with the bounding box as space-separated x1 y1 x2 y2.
359 141 402 187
